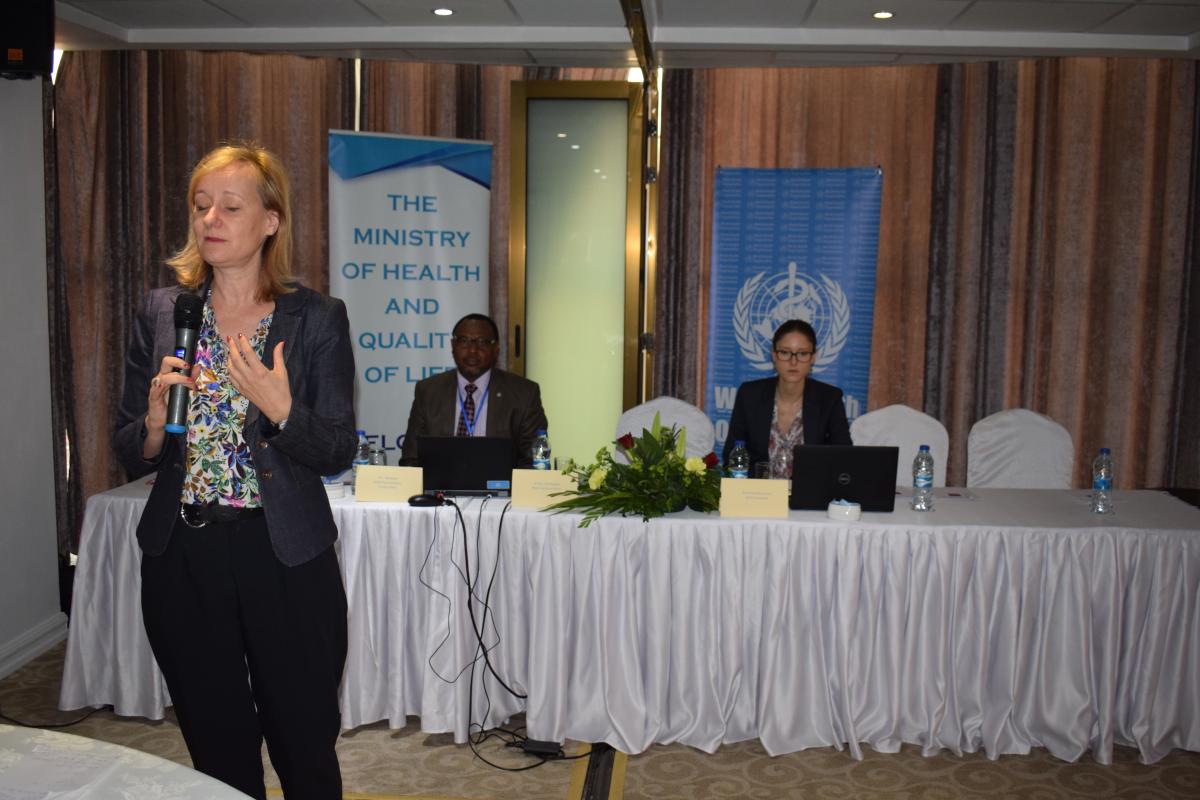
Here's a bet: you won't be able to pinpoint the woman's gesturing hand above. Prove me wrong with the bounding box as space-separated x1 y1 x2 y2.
226 334 292 425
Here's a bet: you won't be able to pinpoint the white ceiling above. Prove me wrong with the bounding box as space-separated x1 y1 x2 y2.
54 0 1200 68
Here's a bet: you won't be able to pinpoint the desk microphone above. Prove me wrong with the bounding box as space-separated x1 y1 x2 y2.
409 492 448 507
164 292 203 434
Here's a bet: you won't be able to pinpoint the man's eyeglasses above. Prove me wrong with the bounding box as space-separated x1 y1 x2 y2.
451 335 497 349
774 348 814 363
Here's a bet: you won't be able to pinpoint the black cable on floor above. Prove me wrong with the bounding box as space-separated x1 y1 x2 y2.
0 702 101 728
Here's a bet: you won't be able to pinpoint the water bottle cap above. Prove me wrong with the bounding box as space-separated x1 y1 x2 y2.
1099 447 1111 455
536 429 547 436
357 429 366 436
919 444 930 452
735 440 746 447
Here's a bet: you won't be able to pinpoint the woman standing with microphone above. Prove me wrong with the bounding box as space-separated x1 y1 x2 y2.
113 143 356 799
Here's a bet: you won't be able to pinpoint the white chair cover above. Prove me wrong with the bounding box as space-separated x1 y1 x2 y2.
967 408 1074 489
849 404 949 487
615 396 715 461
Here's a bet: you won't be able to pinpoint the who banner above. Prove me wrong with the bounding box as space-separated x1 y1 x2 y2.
329 130 492 455
706 167 882 452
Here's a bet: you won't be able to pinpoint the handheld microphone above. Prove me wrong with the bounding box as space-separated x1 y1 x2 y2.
164 293 204 434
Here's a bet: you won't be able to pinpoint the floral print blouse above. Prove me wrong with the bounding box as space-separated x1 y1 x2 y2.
767 401 804 479
180 297 273 508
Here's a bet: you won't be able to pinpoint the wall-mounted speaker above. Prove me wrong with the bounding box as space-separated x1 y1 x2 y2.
1 0 54 79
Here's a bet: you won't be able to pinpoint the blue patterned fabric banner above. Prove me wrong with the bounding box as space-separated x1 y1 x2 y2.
706 167 882 451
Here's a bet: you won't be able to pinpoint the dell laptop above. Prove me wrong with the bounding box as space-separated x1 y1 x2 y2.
789 445 900 512
418 436 514 495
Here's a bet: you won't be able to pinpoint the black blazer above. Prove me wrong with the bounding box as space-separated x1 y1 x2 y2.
113 284 358 567
399 367 548 468
722 376 852 467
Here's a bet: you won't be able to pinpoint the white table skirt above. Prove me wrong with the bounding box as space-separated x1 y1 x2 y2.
61 482 1200 764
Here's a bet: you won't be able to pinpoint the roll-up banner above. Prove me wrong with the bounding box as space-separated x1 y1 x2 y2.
329 130 492 456
706 167 882 452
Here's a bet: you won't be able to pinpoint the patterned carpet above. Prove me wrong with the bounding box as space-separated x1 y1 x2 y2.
3 643 1199 799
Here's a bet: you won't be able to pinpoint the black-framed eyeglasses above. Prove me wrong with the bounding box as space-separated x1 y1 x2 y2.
451 335 497 349
774 348 814 363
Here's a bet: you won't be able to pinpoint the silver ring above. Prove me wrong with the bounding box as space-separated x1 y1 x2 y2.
152 377 161 388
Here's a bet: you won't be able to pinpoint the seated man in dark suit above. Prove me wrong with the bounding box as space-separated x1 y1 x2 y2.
400 313 548 468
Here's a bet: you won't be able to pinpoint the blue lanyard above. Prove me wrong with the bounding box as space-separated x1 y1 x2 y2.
456 384 490 436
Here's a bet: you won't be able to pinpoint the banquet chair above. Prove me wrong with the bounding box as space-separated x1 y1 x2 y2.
614 396 715 462
966 408 1074 489
849 404 949 487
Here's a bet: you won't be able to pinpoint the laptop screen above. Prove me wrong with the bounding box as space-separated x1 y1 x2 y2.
418 436 514 494
789 445 900 512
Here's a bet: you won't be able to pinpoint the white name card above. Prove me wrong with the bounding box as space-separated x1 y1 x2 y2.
511 469 577 510
354 465 422 502
719 477 789 519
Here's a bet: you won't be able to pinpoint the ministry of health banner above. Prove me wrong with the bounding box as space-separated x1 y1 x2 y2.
706 167 882 452
329 130 492 456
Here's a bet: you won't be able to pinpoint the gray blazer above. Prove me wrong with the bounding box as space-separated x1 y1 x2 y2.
399 367 548 468
113 284 357 567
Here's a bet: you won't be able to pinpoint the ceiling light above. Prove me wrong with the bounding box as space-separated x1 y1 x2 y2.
873 11 893 20
570 144 580 150
556 132 567 139
432 8 454 16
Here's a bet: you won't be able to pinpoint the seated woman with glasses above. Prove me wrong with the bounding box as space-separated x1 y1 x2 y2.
722 319 852 479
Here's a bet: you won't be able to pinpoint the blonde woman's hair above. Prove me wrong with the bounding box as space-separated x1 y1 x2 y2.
167 142 295 301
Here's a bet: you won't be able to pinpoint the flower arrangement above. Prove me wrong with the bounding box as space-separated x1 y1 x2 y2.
547 413 722 526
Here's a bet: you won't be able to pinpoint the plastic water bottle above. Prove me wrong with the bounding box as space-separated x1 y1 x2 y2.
911 444 934 511
728 440 750 478
352 430 370 486
1091 447 1113 514
531 430 551 470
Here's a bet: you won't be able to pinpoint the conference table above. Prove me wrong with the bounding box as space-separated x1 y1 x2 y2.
0 722 251 798
60 478 1200 765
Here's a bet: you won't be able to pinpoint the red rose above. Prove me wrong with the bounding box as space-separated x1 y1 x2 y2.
703 452 719 468
617 433 635 450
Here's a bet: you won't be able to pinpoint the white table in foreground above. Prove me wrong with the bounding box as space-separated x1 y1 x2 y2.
61 483 1200 764
0 723 251 798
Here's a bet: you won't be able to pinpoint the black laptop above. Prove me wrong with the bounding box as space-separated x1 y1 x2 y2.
418 436 514 495
789 445 900 512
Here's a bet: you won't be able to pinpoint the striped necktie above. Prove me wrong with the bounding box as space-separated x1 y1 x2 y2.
456 383 477 436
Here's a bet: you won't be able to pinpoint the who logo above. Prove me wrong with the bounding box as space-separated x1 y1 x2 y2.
732 262 850 373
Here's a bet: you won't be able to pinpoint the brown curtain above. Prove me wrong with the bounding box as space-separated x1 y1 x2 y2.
654 66 940 408
1175 74 1200 489
44 77 78 560
655 69 708 400
657 58 1197 488
52 50 353 552
927 59 1198 487
360 63 625 366
361 62 524 363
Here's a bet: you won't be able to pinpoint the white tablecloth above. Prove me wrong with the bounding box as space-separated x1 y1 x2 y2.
61 482 1200 764
0 723 251 798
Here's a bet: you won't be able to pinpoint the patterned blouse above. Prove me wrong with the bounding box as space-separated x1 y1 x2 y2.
180 297 274 508
767 400 804 479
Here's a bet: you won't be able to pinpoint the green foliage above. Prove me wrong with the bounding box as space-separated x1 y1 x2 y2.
546 413 722 527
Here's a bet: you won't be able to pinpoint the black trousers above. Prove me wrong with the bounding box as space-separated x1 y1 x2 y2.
141 512 347 800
